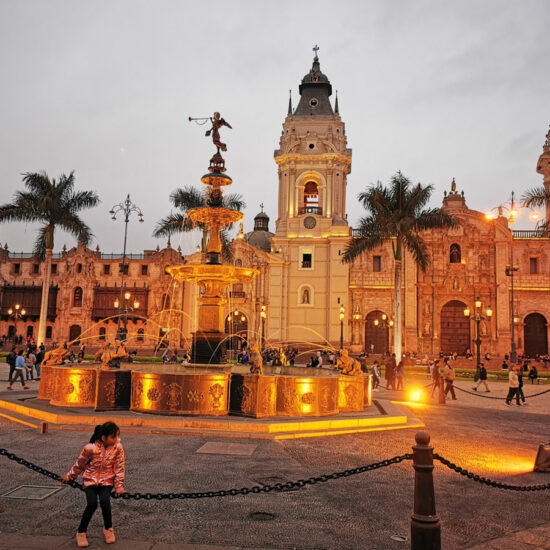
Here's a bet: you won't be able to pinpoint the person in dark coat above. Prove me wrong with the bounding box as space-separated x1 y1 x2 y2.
385 353 397 390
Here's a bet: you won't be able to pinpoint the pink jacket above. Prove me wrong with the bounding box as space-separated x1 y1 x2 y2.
66 441 125 489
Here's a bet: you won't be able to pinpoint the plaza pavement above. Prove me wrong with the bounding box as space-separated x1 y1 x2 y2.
1 371 550 549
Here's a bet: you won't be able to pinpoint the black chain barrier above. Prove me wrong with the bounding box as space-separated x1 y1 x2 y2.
0 448 411 500
434 454 550 491
454 385 550 400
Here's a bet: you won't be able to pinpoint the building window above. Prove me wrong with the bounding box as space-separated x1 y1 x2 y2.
46 326 53 339
27 325 34 338
235 259 242 267
302 181 320 214
141 265 149 276
450 244 461 263
119 263 129 275
530 257 539 274
373 255 382 272
51 263 57 274
77 263 83 273
104 264 111 275
137 328 144 342
14 263 20 274
99 327 106 341
302 253 312 269
33 264 40 274
73 287 83 307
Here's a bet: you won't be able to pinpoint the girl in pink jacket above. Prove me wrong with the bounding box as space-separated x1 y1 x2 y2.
61 421 125 548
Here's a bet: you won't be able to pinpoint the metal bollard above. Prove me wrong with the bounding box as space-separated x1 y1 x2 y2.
411 431 441 550
438 378 446 404
40 422 48 434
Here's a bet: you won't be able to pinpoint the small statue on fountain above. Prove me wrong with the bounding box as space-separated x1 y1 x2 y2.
205 112 232 152
100 339 128 370
336 349 362 376
42 342 71 366
249 344 263 375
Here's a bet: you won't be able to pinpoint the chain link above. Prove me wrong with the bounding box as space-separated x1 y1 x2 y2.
454 385 550 400
0 447 411 500
434 453 550 491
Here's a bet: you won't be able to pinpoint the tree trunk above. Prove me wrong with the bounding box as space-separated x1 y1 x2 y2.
37 248 52 346
393 242 403 360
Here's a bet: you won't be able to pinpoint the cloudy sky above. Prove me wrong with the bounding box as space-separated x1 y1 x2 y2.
0 0 549 255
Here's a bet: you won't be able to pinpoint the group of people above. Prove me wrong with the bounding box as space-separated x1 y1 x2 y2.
6 342 45 390
506 366 529 406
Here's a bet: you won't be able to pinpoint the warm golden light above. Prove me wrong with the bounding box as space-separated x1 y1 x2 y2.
389 320 394 327
21 309 26 316
408 388 424 402
196 245 201 253
464 308 470 317
15 304 20 310
374 319 379 326
382 313 387 321
510 209 518 217
241 315 245 322
475 298 482 309
134 301 140 309
485 213 494 220
124 291 131 300
7 308 13 315
486 307 493 317
531 212 540 221
114 299 120 308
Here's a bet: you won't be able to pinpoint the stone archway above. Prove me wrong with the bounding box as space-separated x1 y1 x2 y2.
365 310 389 354
440 300 470 355
524 313 548 357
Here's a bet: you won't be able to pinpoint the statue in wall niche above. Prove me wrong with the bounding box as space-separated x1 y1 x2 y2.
43 342 71 366
336 349 362 376
424 322 431 336
249 344 263 375
452 277 460 290
480 320 488 337
424 301 431 315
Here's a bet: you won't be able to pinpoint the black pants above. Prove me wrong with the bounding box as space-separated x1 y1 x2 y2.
78 485 112 533
9 369 25 387
444 380 456 399
506 388 519 404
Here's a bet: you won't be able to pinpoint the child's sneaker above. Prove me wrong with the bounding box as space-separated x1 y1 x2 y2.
103 527 116 544
76 532 89 547
23 385 29 389
6 385 12 390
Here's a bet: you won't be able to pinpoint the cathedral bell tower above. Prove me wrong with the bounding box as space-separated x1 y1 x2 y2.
269 47 352 346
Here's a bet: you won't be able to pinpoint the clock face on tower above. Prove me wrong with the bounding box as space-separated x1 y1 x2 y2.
304 216 317 229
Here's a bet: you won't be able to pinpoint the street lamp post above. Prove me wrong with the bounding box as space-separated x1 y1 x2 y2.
464 298 493 369
260 305 266 352
7 304 26 343
114 292 140 342
110 194 144 341
339 305 345 350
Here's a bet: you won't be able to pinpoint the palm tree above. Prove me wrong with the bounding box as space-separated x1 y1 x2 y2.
342 172 457 359
521 187 550 230
0 171 100 345
153 185 246 261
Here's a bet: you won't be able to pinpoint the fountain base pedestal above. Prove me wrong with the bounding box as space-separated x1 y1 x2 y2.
192 331 224 364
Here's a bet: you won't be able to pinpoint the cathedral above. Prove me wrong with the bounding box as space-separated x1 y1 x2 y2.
1 52 550 359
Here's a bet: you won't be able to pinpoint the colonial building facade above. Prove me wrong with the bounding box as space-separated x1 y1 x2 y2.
1 54 550 357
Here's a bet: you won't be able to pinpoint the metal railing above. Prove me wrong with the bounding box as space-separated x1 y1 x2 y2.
298 206 322 215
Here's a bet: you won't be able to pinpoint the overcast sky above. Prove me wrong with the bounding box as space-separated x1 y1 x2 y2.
1 0 549 255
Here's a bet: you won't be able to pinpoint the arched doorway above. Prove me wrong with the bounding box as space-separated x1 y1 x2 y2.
440 300 470 355
225 311 248 350
524 313 548 357
365 310 389 354
69 324 82 343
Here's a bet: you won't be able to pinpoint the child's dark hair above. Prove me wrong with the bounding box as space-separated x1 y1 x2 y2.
90 421 120 443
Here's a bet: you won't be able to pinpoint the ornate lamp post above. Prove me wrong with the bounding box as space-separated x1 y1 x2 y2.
109 194 144 340
464 298 492 369
486 192 539 364
114 291 140 341
7 304 26 343
260 305 267 352
339 305 345 350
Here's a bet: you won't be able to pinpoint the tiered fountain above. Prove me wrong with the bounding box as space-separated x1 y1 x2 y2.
36 113 372 421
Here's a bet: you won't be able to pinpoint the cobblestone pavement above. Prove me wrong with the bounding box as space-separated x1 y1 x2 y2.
1 374 550 549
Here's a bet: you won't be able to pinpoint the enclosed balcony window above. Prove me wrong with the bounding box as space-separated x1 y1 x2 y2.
73 287 83 307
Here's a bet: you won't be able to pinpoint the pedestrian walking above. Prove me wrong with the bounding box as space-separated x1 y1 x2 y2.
61 421 126 548
430 359 441 397
517 367 527 406
385 353 397 390
395 360 405 391
6 346 16 381
7 350 29 390
25 350 36 381
472 363 490 392
528 364 538 384
443 358 457 400
505 367 520 405
371 360 381 390
35 347 44 380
